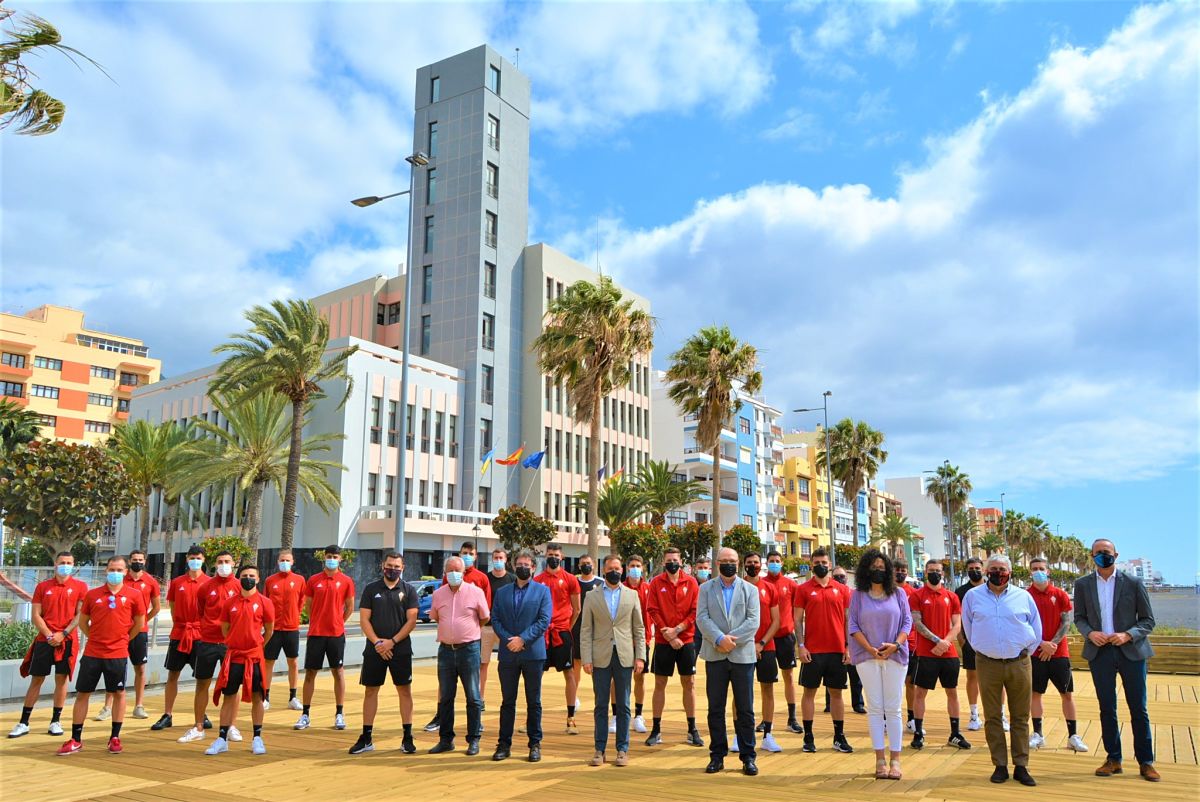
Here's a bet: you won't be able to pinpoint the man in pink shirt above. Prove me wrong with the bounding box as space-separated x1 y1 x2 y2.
428 556 490 756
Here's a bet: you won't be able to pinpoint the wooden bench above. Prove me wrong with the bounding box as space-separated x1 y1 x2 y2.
1065 634 1200 674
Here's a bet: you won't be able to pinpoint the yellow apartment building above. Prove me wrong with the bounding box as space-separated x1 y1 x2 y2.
0 305 161 444
778 445 825 561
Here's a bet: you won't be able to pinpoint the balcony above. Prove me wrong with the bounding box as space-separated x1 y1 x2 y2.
770 425 783 438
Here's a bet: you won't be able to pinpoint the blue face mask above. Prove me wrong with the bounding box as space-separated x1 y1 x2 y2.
627 566 642 580
696 569 711 581
766 562 782 575
1031 570 1049 584
278 561 292 573
1093 552 1115 569
106 571 125 586
55 564 74 577
187 558 204 571
462 554 475 568
446 571 464 586
325 558 340 570
491 559 505 571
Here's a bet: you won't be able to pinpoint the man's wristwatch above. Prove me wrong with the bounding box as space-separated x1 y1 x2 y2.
757 640 766 647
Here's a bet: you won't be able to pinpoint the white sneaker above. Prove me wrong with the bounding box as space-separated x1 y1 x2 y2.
633 715 647 733
251 736 267 755
178 726 205 743
204 736 229 755
262 700 270 711
762 733 783 753
905 719 915 733
288 697 303 711
334 713 346 730
8 722 29 738
132 705 148 719
574 698 581 710
48 721 63 736
1068 734 1089 752
227 725 243 742
967 714 982 731
1030 732 1045 749
95 706 111 721
294 713 310 730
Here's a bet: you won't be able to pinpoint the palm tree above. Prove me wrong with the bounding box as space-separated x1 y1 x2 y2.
0 398 41 455
1022 516 1051 566
664 326 761 542
211 299 357 552
176 391 344 561
952 508 979 558
109 419 174 556
976 533 1005 556
532 277 654 562
633 459 704 528
925 463 972 565
869 511 917 561
1001 509 1026 555
816 418 888 547
573 480 648 533
157 421 195 578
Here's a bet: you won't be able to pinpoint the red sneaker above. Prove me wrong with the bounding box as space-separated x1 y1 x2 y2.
107 736 122 754
56 739 83 756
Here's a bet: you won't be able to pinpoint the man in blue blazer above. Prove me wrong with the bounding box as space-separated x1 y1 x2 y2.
490 550 553 762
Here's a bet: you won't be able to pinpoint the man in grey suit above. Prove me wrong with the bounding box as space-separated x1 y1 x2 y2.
697 547 762 776
1073 538 1159 782
580 554 646 768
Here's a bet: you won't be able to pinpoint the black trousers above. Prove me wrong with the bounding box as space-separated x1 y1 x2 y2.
707 659 756 761
497 659 544 749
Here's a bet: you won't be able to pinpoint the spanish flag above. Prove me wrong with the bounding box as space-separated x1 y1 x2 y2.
496 444 525 466
607 468 625 484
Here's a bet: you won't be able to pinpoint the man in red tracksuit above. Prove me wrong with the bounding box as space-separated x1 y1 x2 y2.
178 550 239 745
645 547 702 747
206 565 274 756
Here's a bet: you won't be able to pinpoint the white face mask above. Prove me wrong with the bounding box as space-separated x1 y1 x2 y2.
216 563 234 577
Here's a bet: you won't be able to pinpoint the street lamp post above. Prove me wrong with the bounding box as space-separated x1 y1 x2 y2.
924 465 955 586
984 493 1006 552
794 390 835 569
351 151 430 557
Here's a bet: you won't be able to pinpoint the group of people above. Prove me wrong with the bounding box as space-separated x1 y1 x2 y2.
9 535 1161 786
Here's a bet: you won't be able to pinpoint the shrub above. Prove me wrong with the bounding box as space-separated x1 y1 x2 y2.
609 522 669 568
0 622 37 660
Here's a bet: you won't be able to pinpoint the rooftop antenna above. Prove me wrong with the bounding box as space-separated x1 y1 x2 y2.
514 47 520 68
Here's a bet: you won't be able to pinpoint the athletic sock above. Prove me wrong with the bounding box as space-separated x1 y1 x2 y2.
51 707 62 723
803 720 814 742
219 725 229 739
253 724 262 738
111 722 122 738
913 719 922 736
289 688 297 700
362 724 373 737
567 705 576 718
686 717 696 732
303 705 311 716
1067 719 1077 736
19 706 32 725
970 703 978 717
1032 717 1043 735
336 705 344 716
71 723 83 742
950 717 960 735
263 689 270 702
635 703 644 717
652 717 662 733
833 720 845 738
787 703 797 721
403 723 413 736
763 721 772 734
907 709 914 722
612 703 618 716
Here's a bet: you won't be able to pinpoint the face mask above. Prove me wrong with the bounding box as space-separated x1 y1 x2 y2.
325 558 340 570
383 568 402 581
446 571 464 587
278 561 292 573
895 573 907 584
745 564 761 577
462 554 475 568
129 562 145 573
696 569 711 581
55 564 73 577
767 562 782 575
664 562 681 574
812 563 829 578
718 563 737 578
605 570 622 585
216 563 234 578
1031 570 1049 584
926 572 943 586
188 558 204 572
240 576 257 591
968 568 983 583
492 559 506 572
546 556 561 570
1093 552 1115 569
869 569 888 585
627 566 643 580
988 570 1009 587
514 565 532 581
833 575 847 585
579 564 593 576
106 571 125 586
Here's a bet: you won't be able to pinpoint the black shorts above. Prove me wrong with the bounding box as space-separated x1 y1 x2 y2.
128 632 149 666
165 639 196 673
914 656 960 690
543 631 573 673
773 633 798 670
194 641 226 681
1031 656 1074 695
799 652 848 690
223 662 265 697
906 653 920 681
756 650 779 684
305 634 346 671
960 639 977 671
651 641 698 677
75 656 127 694
360 646 414 687
29 639 74 677
571 625 583 661
265 629 300 661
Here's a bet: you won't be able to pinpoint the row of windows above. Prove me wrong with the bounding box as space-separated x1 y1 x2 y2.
375 302 403 326
540 425 648 477
0 380 23 398
2 352 25 368
30 384 58 398
36 414 56 427
75 334 149 358
85 420 111 433
368 398 459 457
88 392 113 407
0 354 139 390
366 473 458 514
602 396 649 437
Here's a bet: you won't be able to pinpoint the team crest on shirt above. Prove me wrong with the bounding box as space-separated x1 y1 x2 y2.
252 603 259 612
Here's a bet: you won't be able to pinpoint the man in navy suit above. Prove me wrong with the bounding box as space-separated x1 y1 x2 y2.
490 550 553 762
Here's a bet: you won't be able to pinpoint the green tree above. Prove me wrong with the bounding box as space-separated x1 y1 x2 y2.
815 419 887 551
608 522 669 567
721 523 761 559
211 299 357 552
924 463 972 566
532 277 654 562
833 543 868 572
975 533 1005 556
573 480 648 532
2 535 47 566
0 398 41 455
176 391 343 563
0 440 138 557
156 420 196 580
491 504 556 556
664 326 761 542
870 511 917 560
633 459 704 528
109 419 174 557
952 508 979 558
667 521 716 567
197 533 253 568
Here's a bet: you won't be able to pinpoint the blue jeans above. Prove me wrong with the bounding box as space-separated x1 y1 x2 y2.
497 659 544 748
436 641 482 742
592 648 632 754
1089 645 1154 765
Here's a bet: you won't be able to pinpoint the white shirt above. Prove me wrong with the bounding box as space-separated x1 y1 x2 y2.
1096 571 1117 634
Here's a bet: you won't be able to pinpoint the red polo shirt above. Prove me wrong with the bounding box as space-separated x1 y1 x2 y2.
534 569 580 633
81 585 146 659
751 580 779 651
794 578 851 654
624 579 653 643
123 573 160 633
197 574 241 643
167 573 205 638
762 572 798 636
32 577 88 640
647 572 699 644
911 584 961 658
306 570 355 637
220 592 275 653
1029 583 1072 658
265 571 306 632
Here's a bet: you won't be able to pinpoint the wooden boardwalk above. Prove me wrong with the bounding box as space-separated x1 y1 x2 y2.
1 662 1197 802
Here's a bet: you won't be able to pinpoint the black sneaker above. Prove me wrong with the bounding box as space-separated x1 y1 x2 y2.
911 734 925 750
645 731 663 746
423 716 441 733
948 733 971 750
686 730 704 747
802 740 817 753
755 721 766 733
150 714 173 731
832 735 854 753
787 720 804 734
400 737 417 754
348 735 375 755
203 716 213 730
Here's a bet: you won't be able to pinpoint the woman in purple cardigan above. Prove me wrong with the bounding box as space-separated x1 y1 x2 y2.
848 548 912 780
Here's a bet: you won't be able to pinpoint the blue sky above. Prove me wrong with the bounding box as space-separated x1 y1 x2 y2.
4 1 1197 581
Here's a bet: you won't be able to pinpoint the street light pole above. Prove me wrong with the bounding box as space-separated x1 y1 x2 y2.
793 390 835 569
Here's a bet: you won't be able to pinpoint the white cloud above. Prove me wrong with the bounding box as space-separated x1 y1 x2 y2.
586 3 1199 489
789 0 932 75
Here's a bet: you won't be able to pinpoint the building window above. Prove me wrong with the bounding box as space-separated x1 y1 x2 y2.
545 277 554 304
479 486 491 514
486 114 499 149
86 392 113 407
421 315 431 355
406 404 415 449
119 372 141 387
35 413 56 428
90 365 116 379
370 396 382 444
485 162 498 198
432 481 442 508
434 411 445 455
387 302 401 325
117 398 130 413
419 480 427 508
544 376 552 411
426 168 437 204
666 511 687 528
85 420 111 433
376 303 385 325
387 400 398 446
481 364 494 405
801 540 812 558
484 212 497 248
448 414 458 458
0 381 23 398
422 265 433 304
480 418 492 451
483 262 496 299
741 515 753 528
488 64 501 94
797 478 809 497
424 216 434 254
30 384 59 399
430 75 440 103
385 476 394 506
428 120 438 158
1 352 25 369
76 334 149 357
420 407 431 453
739 417 750 434
447 483 456 508
481 314 495 350
368 473 379 505
740 478 752 497
33 356 63 370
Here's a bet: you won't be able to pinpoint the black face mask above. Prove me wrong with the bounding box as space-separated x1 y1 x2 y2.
239 576 257 591
833 575 847 585
895 573 907 584
812 563 829 578
988 571 1009 587
968 569 984 583
604 570 622 585
546 556 561 569
514 565 532 581
869 569 888 585
664 562 681 574
926 573 943 586
579 564 593 576
129 562 145 573
744 564 760 577
383 568 402 581
718 563 737 578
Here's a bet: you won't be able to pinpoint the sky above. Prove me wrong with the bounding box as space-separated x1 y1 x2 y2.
3 1 1197 581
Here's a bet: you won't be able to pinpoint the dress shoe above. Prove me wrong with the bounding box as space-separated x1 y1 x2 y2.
852 704 867 715
466 739 480 756
429 740 455 754
492 747 510 761
1013 766 1036 786
528 746 541 763
1139 764 1161 782
1095 759 1123 776
742 759 759 776
990 765 1009 783
705 757 724 774
589 751 605 767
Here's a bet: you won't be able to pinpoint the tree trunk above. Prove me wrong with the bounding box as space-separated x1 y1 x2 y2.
587 393 602 564
650 511 665 528
162 500 179 581
243 480 266 570
710 443 721 560
138 490 151 556
280 397 305 552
